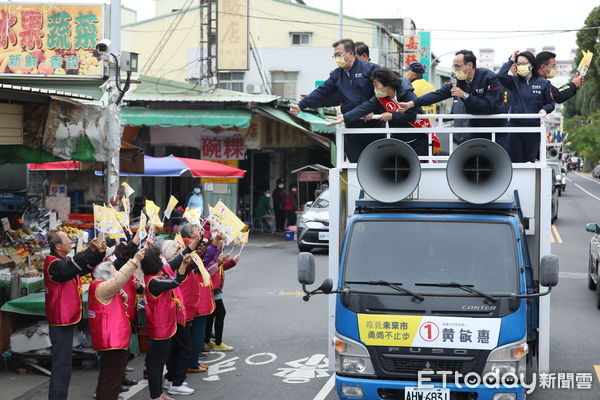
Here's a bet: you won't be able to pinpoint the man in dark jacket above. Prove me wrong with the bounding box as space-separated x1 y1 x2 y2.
398 50 509 150
290 38 383 162
45 232 106 400
272 179 287 232
536 51 584 103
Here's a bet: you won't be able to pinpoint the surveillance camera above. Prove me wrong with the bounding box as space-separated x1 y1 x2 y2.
96 39 111 54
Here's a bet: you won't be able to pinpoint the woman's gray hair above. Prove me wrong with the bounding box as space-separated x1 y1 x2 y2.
93 261 114 281
161 240 180 261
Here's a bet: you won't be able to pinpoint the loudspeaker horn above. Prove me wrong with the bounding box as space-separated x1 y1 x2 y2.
356 138 421 203
446 139 513 204
547 147 559 160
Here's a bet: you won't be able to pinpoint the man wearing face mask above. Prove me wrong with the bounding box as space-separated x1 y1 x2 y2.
186 184 204 217
289 38 382 162
536 51 584 104
272 179 287 233
397 50 509 150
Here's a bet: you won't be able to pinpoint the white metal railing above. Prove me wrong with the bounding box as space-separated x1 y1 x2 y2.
336 113 547 166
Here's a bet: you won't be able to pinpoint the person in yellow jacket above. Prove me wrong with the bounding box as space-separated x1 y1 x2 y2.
405 62 437 115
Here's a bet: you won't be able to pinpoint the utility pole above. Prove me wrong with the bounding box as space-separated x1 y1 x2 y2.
104 0 122 204
338 0 343 40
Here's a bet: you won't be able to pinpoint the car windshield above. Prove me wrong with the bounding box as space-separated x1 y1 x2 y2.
343 219 519 294
311 190 329 209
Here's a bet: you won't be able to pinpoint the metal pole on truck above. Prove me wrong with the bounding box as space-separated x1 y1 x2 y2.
339 0 343 40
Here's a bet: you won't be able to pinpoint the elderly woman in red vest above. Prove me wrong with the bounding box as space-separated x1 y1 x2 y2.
88 248 145 400
142 244 195 400
44 232 106 400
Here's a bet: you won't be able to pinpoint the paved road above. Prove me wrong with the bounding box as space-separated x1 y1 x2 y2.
8 172 600 400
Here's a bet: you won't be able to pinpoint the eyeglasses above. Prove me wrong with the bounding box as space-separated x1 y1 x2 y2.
452 64 465 69
332 52 347 58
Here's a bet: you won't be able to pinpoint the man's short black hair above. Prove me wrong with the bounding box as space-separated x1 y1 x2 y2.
48 231 62 253
355 42 369 57
371 67 401 89
536 51 557 66
332 39 355 54
140 246 164 276
455 50 477 69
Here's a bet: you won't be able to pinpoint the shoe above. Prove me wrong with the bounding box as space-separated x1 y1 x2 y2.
122 377 138 386
168 384 195 396
186 365 208 373
163 379 172 389
125 366 134 373
212 342 233 351
199 352 208 359
205 340 216 348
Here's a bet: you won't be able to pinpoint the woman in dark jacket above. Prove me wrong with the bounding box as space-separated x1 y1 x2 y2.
497 51 555 163
327 67 427 156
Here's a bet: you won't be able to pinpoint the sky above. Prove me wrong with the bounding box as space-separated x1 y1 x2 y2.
122 0 598 67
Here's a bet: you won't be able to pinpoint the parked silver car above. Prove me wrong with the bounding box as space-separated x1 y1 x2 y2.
296 190 329 252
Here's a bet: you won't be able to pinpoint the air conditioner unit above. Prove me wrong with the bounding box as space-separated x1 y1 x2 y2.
246 84 261 94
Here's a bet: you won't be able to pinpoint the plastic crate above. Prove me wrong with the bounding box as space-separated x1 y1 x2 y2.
284 231 295 241
68 213 94 223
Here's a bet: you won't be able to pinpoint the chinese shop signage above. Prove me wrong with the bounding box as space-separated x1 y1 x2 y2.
0 3 105 78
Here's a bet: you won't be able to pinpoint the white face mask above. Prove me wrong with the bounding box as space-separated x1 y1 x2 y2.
265 194 271 197
278 184 284 189
374 88 388 98
193 188 201 194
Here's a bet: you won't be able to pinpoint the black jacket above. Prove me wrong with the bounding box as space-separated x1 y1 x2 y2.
551 82 577 104
47 248 105 283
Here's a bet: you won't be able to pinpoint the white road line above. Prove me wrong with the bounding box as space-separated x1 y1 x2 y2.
313 375 335 400
120 380 148 399
574 183 600 201
575 172 600 185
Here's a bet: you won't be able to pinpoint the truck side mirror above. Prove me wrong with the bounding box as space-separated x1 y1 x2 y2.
540 255 559 288
317 278 333 294
305 201 313 208
298 252 315 285
586 223 599 234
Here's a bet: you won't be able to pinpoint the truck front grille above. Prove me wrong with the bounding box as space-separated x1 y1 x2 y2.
380 355 475 375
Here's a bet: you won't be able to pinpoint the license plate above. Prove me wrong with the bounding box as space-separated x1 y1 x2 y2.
318 231 329 241
404 387 450 400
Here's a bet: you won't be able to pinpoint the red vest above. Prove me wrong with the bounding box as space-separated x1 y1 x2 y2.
163 265 187 325
197 265 216 316
179 271 201 322
143 274 177 340
87 281 131 351
122 277 138 323
210 264 224 290
43 255 82 326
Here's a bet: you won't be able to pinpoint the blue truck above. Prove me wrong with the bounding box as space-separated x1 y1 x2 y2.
298 115 559 400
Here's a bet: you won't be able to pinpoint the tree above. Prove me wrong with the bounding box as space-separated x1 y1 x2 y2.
565 112 600 165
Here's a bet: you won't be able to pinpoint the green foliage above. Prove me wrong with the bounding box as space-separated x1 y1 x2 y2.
565 112 600 164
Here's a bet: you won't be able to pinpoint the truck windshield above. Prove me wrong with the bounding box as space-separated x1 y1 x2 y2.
343 220 518 294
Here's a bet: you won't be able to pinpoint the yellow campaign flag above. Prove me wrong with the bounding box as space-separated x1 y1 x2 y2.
93 204 104 232
150 214 164 228
121 182 135 198
190 251 204 267
207 200 247 244
164 196 179 219
182 207 200 223
578 50 594 77
122 195 130 214
145 200 160 218
174 233 185 251
239 231 249 246
116 211 129 228
138 212 147 240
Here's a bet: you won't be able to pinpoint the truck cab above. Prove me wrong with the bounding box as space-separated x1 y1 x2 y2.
298 114 558 400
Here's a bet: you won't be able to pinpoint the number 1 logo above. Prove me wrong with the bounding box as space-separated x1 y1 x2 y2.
419 321 439 342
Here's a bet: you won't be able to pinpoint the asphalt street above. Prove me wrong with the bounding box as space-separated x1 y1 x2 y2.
6 172 600 400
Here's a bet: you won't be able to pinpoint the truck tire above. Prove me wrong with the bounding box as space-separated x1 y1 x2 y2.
596 279 600 309
298 243 312 252
589 255 597 290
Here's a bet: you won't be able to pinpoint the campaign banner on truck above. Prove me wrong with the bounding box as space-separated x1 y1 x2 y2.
357 314 501 350
0 2 105 77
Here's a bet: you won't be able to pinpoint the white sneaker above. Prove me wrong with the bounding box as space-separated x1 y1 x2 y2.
163 380 189 388
168 384 195 395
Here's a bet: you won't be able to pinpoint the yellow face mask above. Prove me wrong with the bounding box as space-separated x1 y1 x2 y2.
335 56 347 69
517 64 532 77
454 69 468 80
546 66 557 79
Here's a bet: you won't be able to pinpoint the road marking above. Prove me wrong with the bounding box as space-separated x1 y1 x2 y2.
551 224 563 244
313 375 335 400
594 365 600 382
245 352 277 365
574 183 600 201
559 272 587 279
575 172 600 185
550 235 555 244
120 379 148 399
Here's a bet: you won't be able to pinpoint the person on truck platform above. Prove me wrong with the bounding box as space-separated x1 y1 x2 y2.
397 50 509 151
289 38 383 162
498 50 555 163
326 67 428 156
535 50 584 104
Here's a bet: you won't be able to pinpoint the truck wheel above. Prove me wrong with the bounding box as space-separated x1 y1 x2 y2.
589 255 597 290
596 280 600 309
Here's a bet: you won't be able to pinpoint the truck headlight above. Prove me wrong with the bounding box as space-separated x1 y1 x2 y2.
300 215 315 223
483 339 528 380
334 333 375 376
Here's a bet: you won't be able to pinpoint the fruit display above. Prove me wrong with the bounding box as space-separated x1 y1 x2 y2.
80 273 93 285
